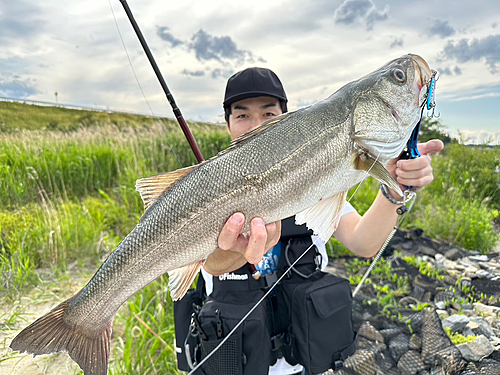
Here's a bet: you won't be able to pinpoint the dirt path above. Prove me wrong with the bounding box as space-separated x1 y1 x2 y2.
0 272 89 375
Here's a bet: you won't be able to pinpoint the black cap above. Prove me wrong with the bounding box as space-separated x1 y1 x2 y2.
223 67 287 110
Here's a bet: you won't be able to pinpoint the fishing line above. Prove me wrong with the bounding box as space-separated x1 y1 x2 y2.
107 0 183 168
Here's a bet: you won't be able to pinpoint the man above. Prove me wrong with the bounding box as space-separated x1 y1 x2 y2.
199 67 443 374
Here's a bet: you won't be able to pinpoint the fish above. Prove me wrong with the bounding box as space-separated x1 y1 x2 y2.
10 53 433 375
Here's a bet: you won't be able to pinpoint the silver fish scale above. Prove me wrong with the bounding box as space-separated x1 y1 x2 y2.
65 55 427 328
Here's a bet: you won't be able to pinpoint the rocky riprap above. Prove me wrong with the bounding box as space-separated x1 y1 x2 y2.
324 229 500 375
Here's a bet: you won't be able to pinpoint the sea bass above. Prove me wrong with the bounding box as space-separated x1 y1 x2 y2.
10 54 433 375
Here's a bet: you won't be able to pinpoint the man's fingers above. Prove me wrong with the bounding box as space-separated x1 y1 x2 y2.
397 155 431 171
417 139 444 156
218 212 245 251
397 173 434 190
246 218 268 264
266 221 281 248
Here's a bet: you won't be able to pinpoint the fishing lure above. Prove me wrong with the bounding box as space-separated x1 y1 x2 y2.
399 69 439 189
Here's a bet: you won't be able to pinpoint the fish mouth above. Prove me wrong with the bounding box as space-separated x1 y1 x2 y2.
409 53 433 93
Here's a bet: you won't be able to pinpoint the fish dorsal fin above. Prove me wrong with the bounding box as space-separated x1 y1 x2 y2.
354 152 403 197
168 260 205 301
295 191 348 242
135 165 198 210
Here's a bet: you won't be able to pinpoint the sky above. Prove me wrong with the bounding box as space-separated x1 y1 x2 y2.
0 0 499 144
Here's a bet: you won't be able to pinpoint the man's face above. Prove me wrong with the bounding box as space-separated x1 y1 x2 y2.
227 96 282 140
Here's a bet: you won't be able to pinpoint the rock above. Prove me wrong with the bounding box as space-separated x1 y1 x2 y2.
397 350 425 375
491 318 500 336
421 308 453 365
435 301 446 310
476 359 500 374
444 248 462 260
434 291 454 304
402 241 414 250
474 303 500 318
449 301 462 311
411 285 426 301
435 253 444 261
434 346 463 374
358 321 385 343
343 349 377 375
476 269 495 279
357 336 377 350
456 335 495 362
419 245 437 256
470 316 496 339
442 314 470 333
379 328 402 342
409 335 422 350
467 321 479 330
388 333 409 362
461 302 473 311
469 255 489 262
462 327 476 337
436 309 449 319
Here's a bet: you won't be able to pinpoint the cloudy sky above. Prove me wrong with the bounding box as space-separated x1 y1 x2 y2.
1 0 499 144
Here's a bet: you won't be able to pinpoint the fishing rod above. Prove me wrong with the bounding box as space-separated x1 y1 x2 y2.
118 0 205 163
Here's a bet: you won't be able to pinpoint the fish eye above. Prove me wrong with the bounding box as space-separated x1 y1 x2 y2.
393 69 406 83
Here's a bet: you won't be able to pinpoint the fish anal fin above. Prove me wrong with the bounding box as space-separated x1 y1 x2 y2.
168 260 205 301
354 152 403 197
136 165 198 210
10 296 112 375
295 191 348 242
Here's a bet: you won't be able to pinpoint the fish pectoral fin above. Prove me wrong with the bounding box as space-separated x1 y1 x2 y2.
168 260 205 301
136 165 198 210
295 191 348 242
354 153 403 197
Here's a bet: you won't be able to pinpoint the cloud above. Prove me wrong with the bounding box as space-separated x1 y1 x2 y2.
334 0 389 30
0 1 45 40
189 29 256 63
156 26 184 47
181 69 205 77
390 37 403 48
0 77 39 98
442 83 500 102
211 69 234 79
437 66 462 76
154 27 261 65
457 130 500 145
442 34 500 73
428 20 455 38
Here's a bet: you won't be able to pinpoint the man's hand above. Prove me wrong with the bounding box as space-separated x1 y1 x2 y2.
386 139 444 193
203 213 281 276
218 213 281 264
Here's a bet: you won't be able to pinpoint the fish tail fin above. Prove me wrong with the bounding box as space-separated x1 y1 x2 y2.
10 297 112 375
